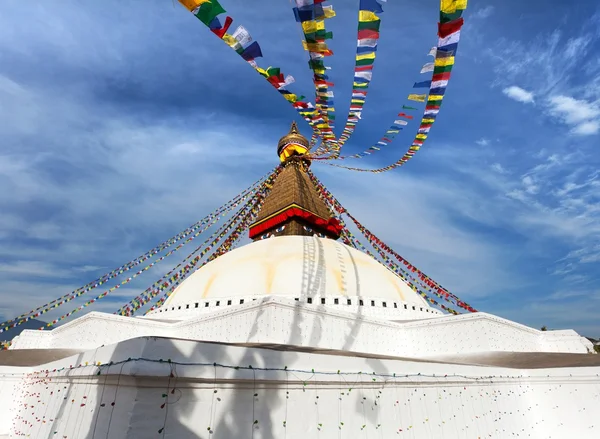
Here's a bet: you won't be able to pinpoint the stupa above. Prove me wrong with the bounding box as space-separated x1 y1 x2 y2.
0 124 599 439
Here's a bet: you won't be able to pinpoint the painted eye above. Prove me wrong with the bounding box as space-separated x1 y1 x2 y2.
275 225 286 233
261 234 270 240
303 226 313 233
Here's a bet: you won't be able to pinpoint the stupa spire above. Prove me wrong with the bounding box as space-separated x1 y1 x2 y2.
248 123 342 241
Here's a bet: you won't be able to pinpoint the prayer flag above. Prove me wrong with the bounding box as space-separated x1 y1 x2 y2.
241 41 263 60
356 52 376 61
439 29 461 47
232 25 252 47
323 5 336 18
428 46 437 57
435 56 455 67
420 62 434 73
403 105 417 110
179 0 210 12
408 94 426 102
357 29 379 39
440 0 468 14
358 20 381 31
360 0 384 13
394 120 409 125
438 18 464 38
413 80 431 88
397 112 413 119
193 0 226 26
358 11 380 22
358 38 378 47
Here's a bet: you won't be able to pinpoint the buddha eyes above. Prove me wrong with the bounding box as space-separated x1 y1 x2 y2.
275 225 286 233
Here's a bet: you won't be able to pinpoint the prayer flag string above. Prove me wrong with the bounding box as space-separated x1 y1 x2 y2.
176 0 323 136
307 168 476 314
0 172 273 335
322 0 468 171
290 0 337 149
315 0 385 158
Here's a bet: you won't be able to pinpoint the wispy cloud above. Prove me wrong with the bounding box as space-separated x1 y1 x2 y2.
503 86 535 104
547 95 600 135
1 0 600 339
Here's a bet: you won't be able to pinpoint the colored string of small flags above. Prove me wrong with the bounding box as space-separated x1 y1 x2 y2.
323 0 386 157
13 358 600 437
140 168 278 314
0 172 273 335
327 0 468 171
306 168 476 314
123 172 277 316
176 0 323 136
292 0 337 148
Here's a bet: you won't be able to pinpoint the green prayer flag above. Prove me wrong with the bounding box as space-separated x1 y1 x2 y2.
433 65 453 74
402 105 418 110
356 58 374 67
194 0 226 26
358 20 381 31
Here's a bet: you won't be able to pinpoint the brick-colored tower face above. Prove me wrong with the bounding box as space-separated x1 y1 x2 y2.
249 160 337 241
248 124 341 241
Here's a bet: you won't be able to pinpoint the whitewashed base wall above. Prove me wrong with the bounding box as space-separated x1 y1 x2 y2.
10 299 593 355
1 338 599 439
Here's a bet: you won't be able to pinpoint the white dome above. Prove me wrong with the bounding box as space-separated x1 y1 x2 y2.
161 236 430 309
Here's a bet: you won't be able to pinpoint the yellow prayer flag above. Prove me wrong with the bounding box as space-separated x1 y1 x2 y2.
302 41 329 52
435 56 455 67
283 94 298 103
416 134 428 140
440 0 468 14
408 94 426 102
350 99 364 104
222 34 240 49
388 130 400 134
358 11 379 22
313 68 326 75
428 95 444 101
422 118 435 123
178 0 210 11
409 146 421 151
356 52 376 61
323 6 336 19
302 20 325 34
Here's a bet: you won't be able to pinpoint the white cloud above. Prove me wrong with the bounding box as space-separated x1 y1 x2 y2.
475 138 490 146
571 120 600 136
502 86 535 104
547 95 600 123
547 95 600 135
473 6 494 20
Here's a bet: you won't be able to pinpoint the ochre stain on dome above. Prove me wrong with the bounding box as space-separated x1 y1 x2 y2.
332 269 345 294
201 272 218 299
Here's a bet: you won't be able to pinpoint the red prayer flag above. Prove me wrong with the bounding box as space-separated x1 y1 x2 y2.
211 16 233 39
438 18 464 38
355 65 374 71
432 72 452 81
397 113 414 119
357 29 379 39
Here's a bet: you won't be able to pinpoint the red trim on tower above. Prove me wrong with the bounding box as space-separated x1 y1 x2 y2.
249 207 342 239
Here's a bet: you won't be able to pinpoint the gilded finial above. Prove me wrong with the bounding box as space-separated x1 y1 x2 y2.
289 121 299 135
277 121 310 162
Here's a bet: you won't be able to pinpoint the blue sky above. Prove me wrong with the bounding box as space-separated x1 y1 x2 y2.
1 0 599 337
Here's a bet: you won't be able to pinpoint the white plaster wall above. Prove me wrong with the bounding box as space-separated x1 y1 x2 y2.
3 338 600 439
10 299 592 356
147 294 442 322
